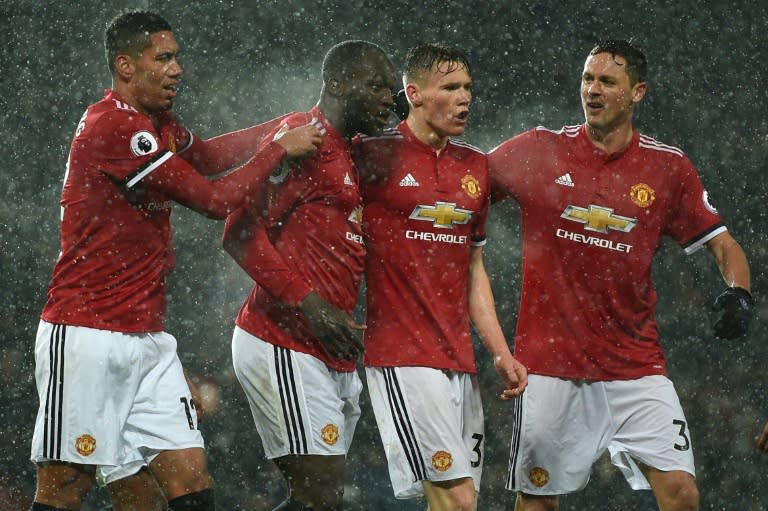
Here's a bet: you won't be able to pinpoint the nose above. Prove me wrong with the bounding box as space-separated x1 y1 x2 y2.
587 81 601 96
380 89 394 107
459 87 471 105
169 58 183 77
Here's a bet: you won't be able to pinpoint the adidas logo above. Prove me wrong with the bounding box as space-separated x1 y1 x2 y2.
554 172 574 187
343 172 353 186
399 173 420 187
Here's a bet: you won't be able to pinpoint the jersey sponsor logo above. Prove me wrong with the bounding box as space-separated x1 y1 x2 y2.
561 204 637 233
556 229 633 253
529 467 549 487
348 205 363 225
346 231 364 244
629 183 655 208
399 173 420 187
461 174 481 199
554 172 575 187
129 131 159 156
432 450 453 472
409 201 472 228
406 230 468 244
321 423 340 446
702 190 718 214
75 434 97 457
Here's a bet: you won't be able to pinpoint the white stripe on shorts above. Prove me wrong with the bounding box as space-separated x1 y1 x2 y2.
506 394 523 489
43 323 66 459
383 367 428 481
274 346 308 455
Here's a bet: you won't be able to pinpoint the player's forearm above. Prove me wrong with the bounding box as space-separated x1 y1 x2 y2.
183 115 288 175
468 249 512 359
222 210 312 307
708 232 751 292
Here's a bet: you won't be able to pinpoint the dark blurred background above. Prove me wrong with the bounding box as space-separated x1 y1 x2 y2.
1 1 766 509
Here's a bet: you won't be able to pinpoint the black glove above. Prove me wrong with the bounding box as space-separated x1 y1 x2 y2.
391 89 409 121
712 287 753 340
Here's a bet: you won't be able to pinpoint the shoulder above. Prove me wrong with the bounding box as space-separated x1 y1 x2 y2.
533 124 581 140
352 128 402 158
84 99 154 139
636 133 687 158
354 127 403 146
448 137 484 155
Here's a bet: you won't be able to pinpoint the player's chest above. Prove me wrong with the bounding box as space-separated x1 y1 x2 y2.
379 154 487 215
527 155 671 231
277 148 361 209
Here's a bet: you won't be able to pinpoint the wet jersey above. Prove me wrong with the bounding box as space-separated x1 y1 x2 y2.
488 124 725 380
353 122 490 373
41 89 284 332
232 107 365 372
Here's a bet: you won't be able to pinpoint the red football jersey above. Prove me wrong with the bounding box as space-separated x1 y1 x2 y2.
41 90 284 332
488 124 725 380
231 107 365 371
353 122 490 373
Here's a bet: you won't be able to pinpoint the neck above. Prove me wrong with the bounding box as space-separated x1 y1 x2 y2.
316 98 349 139
406 116 448 152
585 121 634 155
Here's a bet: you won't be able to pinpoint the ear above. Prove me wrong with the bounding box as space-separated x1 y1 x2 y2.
114 54 134 81
327 78 345 98
405 82 421 107
631 81 647 104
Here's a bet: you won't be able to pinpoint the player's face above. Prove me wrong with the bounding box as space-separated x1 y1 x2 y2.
130 31 183 115
416 62 472 139
581 52 644 133
344 51 397 137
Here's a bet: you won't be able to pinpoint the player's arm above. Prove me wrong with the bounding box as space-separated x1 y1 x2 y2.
182 115 292 175
222 203 364 361
756 420 768 452
141 122 322 219
706 231 753 340
707 231 751 292
468 245 527 398
157 112 292 176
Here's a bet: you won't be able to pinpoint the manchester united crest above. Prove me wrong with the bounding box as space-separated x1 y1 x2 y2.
461 174 481 199
321 424 339 446
432 450 453 472
75 434 97 457
529 467 550 487
629 182 655 208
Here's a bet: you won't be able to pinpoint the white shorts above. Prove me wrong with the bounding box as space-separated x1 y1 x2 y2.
231 326 362 458
365 366 484 499
30 321 204 485
507 374 695 495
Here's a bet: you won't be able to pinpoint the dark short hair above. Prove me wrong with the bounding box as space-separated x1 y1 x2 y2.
322 40 387 83
589 39 647 85
403 43 471 84
104 10 172 73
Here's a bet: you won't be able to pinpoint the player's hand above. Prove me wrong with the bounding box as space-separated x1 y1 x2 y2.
712 287 753 340
273 117 324 160
756 421 768 453
391 89 409 121
493 352 528 400
299 291 365 361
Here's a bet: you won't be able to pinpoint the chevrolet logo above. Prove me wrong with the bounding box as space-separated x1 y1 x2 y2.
409 201 472 228
561 204 637 233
